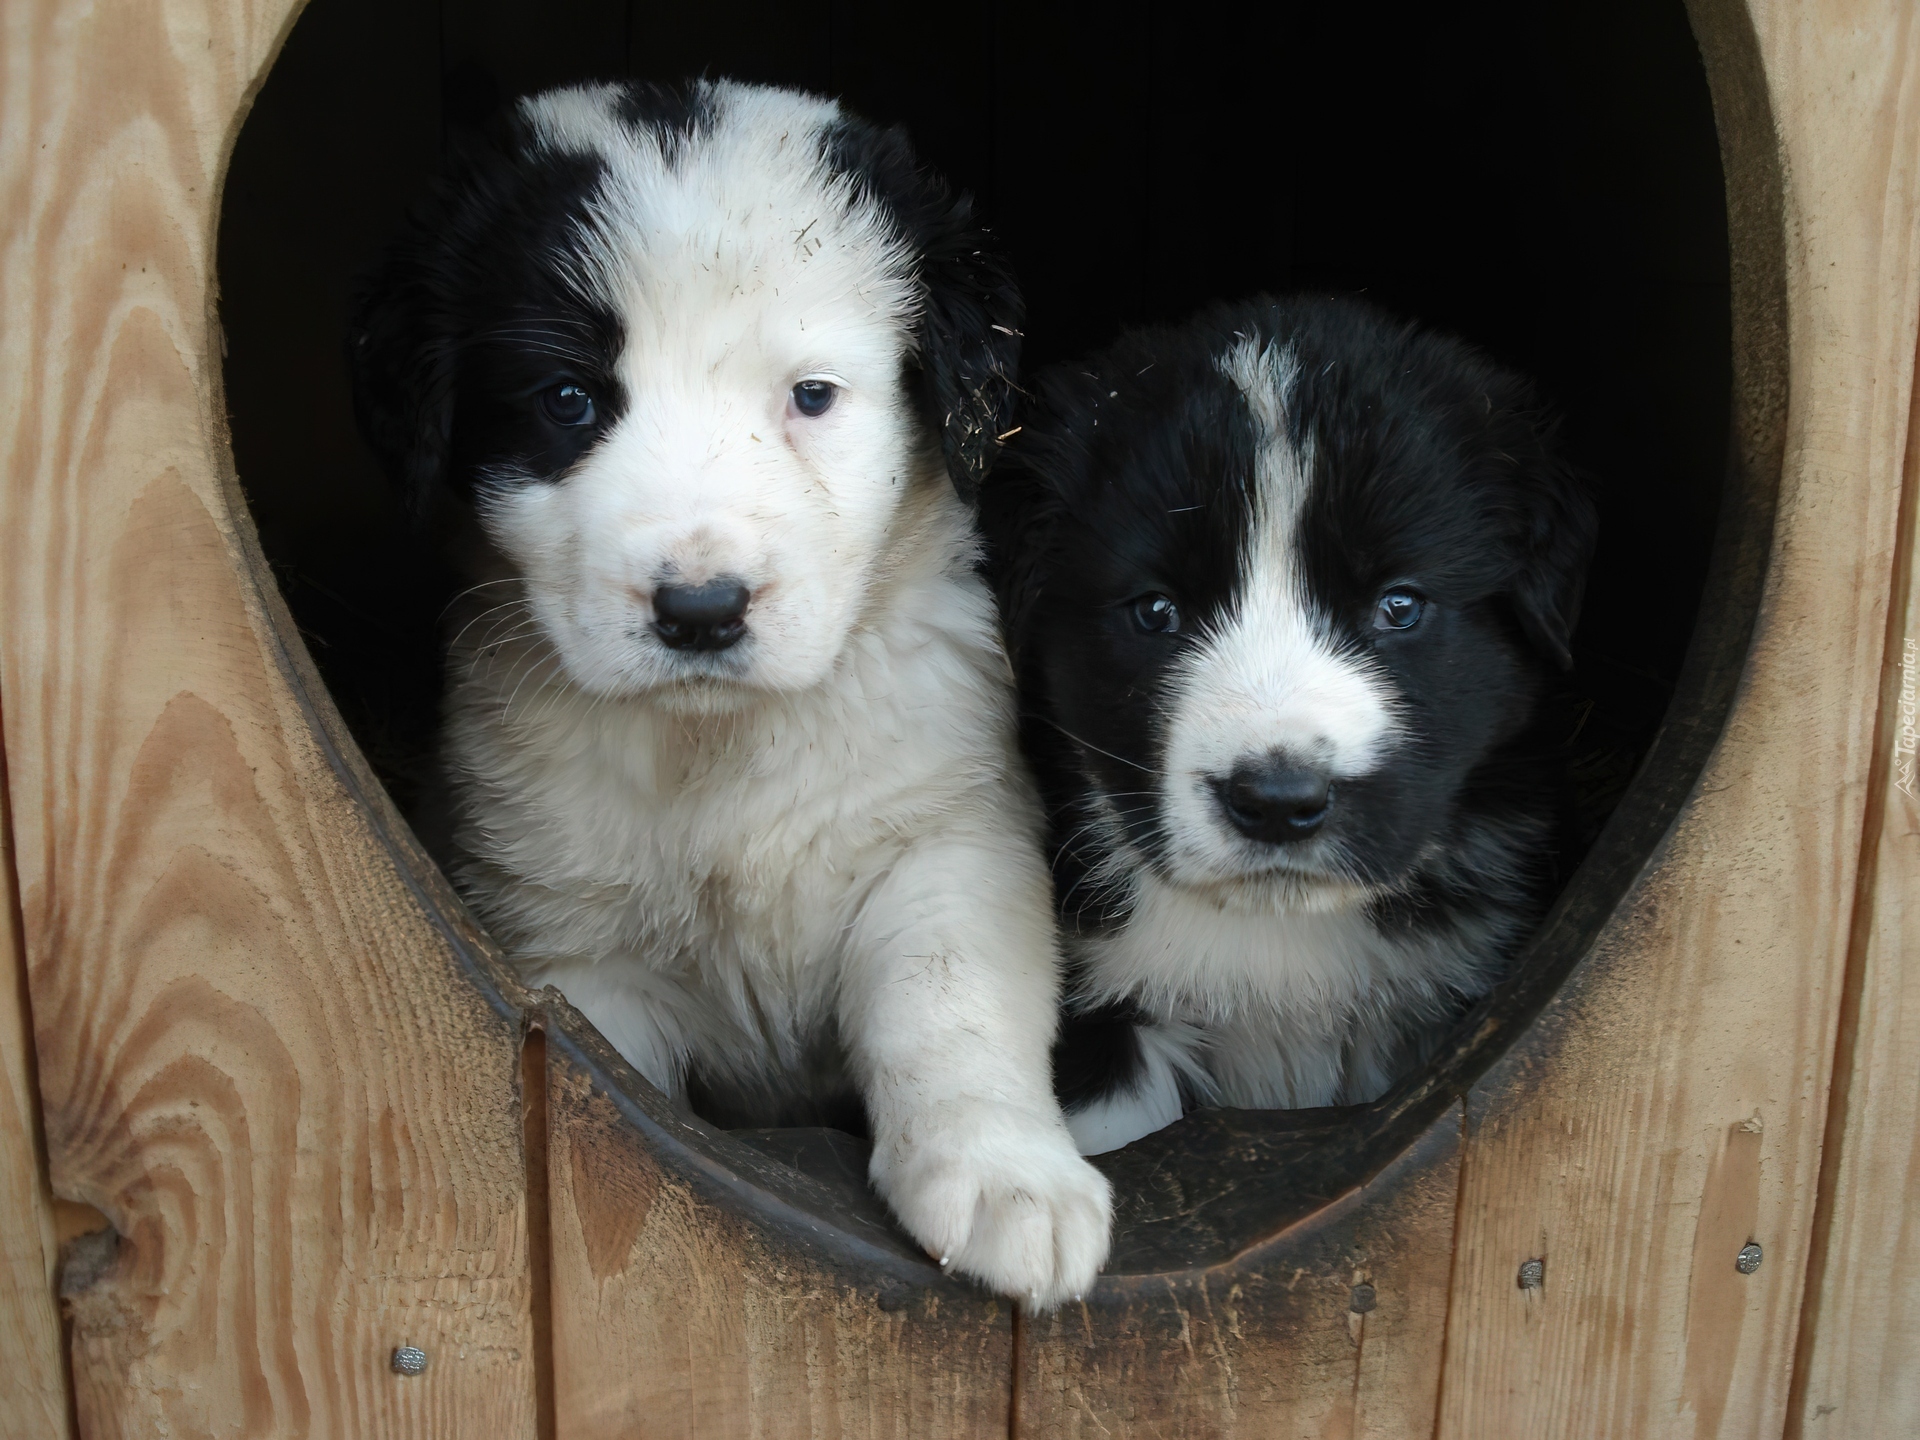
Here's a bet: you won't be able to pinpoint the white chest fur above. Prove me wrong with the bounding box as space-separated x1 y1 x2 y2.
444 493 1022 1087
1064 872 1495 1153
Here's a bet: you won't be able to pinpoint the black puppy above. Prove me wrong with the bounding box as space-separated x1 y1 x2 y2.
986 296 1596 1153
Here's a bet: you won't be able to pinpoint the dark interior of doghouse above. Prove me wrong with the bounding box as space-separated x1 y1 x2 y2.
222 0 1734 1263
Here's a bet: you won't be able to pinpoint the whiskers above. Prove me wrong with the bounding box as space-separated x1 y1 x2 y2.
478 318 609 373
1053 792 1152 919
1024 712 1153 774
441 579 569 717
439 575 524 620
496 646 571 727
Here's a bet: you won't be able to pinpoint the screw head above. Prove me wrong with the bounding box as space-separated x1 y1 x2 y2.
1518 1258 1545 1290
1349 1282 1377 1314
1736 1242 1763 1275
391 1346 428 1376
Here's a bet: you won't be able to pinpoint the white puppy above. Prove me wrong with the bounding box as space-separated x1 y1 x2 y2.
350 79 1110 1305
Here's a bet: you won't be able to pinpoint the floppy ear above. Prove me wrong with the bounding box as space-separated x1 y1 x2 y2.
346 109 513 519
977 439 1061 662
826 121 1024 504
915 206 1024 505
1508 450 1598 672
348 231 458 520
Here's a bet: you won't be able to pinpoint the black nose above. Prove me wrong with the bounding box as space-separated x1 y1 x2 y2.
652 578 751 652
1218 758 1332 842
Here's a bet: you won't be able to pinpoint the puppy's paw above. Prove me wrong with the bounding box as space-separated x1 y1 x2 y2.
872 1101 1113 1310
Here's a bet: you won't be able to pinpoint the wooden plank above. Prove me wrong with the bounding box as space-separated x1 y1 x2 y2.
0 1 542 1434
538 1009 1016 1440
1785 223 1920 1437
1435 1 1920 1435
1014 1105 1462 1439
0 700 71 1440
5 4 1913 1438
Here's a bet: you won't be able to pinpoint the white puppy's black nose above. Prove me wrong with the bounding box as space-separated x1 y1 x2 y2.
1218 759 1332 842
652 578 750 652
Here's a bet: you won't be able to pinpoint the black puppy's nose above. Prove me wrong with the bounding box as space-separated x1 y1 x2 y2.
652 578 751 652
1219 758 1332 842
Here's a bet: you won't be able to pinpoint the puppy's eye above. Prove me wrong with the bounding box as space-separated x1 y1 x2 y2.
541 383 595 427
790 380 838 417
1130 593 1181 635
1374 590 1425 630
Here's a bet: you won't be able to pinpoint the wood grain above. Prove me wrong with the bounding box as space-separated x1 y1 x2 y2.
7 0 1920 1434
1013 1106 1462 1439
1785 160 1920 1436
0 1 540 1434
1435 1 1920 1436
0 699 71 1439
538 1006 1016 1440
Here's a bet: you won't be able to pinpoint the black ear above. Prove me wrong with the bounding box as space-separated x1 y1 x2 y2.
348 229 457 520
978 436 1060 661
346 114 514 519
980 364 1098 668
1509 447 1598 671
827 121 1024 505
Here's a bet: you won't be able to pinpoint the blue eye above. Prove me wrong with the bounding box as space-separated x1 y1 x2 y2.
791 380 837 417
1374 590 1425 630
1130 593 1181 634
541 383 595 427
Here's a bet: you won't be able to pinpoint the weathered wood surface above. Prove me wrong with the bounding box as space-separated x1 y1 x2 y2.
4 0 1920 1434
1435 1 1920 1437
0 722 71 1439
1785 142 1920 1436
0 0 542 1434
537 1009 1016 1440
1014 1106 1463 1439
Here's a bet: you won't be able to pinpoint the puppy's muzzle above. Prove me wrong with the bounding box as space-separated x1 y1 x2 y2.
1215 756 1332 843
652 577 751 652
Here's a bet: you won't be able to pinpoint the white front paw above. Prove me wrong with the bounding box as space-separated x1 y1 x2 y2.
871 1101 1113 1310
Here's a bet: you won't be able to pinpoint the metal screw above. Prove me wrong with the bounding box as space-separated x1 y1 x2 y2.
391 1346 428 1376
1736 1242 1763 1275
1349 1282 1377 1314
1518 1258 1545 1290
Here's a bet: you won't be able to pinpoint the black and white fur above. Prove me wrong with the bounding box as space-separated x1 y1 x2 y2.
986 297 1596 1155
351 79 1111 1304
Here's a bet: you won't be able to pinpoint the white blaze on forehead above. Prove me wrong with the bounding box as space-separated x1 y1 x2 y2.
484 80 942 704
1155 337 1400 882
519 81 920 369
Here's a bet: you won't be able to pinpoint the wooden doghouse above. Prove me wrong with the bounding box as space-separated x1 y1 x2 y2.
2 1 1917 1435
